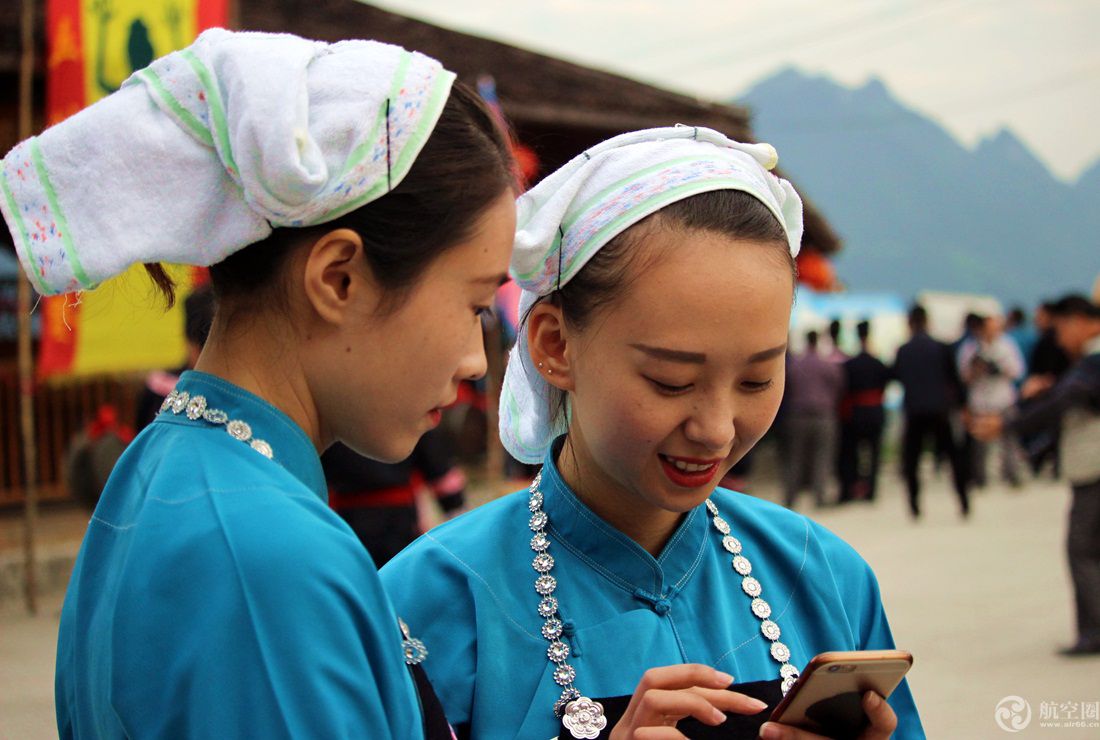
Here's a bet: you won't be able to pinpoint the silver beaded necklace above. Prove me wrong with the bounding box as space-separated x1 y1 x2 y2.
526 471 800 739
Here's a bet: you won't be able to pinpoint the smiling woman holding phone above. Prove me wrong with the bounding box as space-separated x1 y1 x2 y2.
382 127 924 739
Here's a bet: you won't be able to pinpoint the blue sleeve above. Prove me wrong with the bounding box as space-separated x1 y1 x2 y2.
382 531 480 734
809 522 926 739
113 488 424 739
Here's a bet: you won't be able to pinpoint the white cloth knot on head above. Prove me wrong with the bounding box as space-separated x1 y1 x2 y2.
0 28 456 296
499 125 804 464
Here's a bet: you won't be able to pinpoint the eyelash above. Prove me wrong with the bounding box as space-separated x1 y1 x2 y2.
646 378 774 395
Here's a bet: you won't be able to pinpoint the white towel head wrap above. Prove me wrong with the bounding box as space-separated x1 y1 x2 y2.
500 125 804 464
0 28 456 295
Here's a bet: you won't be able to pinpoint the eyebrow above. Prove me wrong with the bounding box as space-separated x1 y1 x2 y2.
471 273 510 287
629 342 788 364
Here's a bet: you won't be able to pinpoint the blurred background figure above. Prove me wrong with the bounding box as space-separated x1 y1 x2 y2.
1020 300 1073 477
135 284 216 431
957 314 1025 488
826 318 848 364
782 330 843 508
1006 306 1038 372
838 320 890 503
893 305 970 519
322 428 467 567
971 293 1100 656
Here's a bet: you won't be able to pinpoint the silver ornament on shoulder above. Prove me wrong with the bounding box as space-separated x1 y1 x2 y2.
751 597 772 619
530 511 548 531
160 392 176 413
171 390 190 414
711 515 731 535
202 408 228 425
185 395 207 420
742 576 762 597
529 491 544 511
226 419 252 442
770 641 791 662
705 499 719 516
780 663 800 680
554 687 581 717
250 439 274 459
782 675 798 694
531 532 551 552
722 535 742 554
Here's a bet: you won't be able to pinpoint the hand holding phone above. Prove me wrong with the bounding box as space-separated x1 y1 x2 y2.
767 650 912 738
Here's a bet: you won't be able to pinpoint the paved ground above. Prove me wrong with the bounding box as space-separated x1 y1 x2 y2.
2 466 1098 739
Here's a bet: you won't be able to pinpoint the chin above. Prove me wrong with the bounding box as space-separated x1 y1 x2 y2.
342 433 418 465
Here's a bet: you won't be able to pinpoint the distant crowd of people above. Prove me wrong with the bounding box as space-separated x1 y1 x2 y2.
776 297 1081 520
776 290 1100 657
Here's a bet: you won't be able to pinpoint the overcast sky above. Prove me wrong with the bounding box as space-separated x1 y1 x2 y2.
370 0 1100 182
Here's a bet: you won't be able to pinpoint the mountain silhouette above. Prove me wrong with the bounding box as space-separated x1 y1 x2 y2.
738 67 1099 306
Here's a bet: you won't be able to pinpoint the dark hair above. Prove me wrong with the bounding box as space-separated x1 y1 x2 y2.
909 304 928 329
856 319 871 342
1050 293 1100 319
806 330 819 348
829 319 841 341
549 189 794 333
184 284 216 347
145 81 514 314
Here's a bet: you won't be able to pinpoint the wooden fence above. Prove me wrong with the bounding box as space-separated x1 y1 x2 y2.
0 361 144 507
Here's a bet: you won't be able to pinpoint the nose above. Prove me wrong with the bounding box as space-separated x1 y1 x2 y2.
456 324 488 382
683 395 736 453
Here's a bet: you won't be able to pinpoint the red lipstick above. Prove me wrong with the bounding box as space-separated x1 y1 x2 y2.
659 454 722 488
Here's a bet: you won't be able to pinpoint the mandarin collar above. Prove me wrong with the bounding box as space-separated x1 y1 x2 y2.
155 370 327 501
538 440 709 603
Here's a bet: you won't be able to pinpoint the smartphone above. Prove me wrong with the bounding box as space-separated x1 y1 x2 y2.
768 650 913 738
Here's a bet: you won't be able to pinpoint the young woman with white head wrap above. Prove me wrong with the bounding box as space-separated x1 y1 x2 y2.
2 29 516 738
383 127 924 739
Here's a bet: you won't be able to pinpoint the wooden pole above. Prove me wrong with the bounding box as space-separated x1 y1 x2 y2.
18 0 40 616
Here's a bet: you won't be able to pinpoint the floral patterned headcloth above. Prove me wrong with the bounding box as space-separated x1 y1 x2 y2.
0 28 455 295
500 126 804 464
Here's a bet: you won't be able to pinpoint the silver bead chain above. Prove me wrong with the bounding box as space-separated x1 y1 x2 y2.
527 472 801 737
160 389 275 460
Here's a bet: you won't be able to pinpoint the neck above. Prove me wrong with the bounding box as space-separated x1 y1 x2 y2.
194 319 325 452
555 436 684 557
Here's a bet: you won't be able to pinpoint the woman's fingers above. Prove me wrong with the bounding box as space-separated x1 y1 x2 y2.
633 687 765 727
634 664 736 692
687 686 771 716
759 692 897 739
612 664 770 739
859 691 898 739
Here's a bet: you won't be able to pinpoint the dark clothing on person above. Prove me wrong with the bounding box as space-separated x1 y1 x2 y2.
894 333 963 414
323 428 466 566
1006 342 1100 651
1024 329 1073 475
839 351 890 502
893 332 969 517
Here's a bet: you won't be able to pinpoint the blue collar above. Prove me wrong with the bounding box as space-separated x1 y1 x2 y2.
156 370 327 501
538 441 709 608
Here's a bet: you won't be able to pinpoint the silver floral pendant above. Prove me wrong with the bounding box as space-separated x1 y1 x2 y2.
562 696 607 739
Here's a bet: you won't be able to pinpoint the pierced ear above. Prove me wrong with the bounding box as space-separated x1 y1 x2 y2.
527 302 575 392
301 228 371 325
